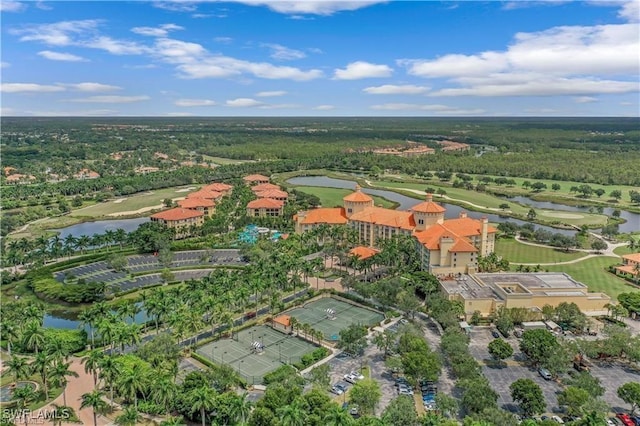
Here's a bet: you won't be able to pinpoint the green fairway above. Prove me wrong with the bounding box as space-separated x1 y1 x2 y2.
495 239 588 264
69 185 199 217
543 257 639 299
371 179 609 227
294 186 397 209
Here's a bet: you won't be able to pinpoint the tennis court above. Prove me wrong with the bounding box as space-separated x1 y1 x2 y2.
196 325 316 384
287 297 385 341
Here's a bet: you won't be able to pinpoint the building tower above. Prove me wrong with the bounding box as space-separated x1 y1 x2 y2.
410 193 446 231
343 184 374 218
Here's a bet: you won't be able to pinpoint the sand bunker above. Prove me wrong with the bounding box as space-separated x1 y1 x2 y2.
175 187 196 193
107 205 163 217
539 210 584 219
112 198 127 204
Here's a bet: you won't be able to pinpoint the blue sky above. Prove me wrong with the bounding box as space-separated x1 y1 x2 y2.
1 0 638 116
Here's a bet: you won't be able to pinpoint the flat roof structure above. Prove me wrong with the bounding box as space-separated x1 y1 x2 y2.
472 272 586 291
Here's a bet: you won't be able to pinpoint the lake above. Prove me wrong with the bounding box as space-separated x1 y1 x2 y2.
44 304 150 330
54 217 150 239
287 176 577 236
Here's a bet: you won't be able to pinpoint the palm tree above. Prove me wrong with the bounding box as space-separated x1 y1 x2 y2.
231 392 252 425
1 320 19 356
151 374 176 411
189 385 217 426
117 367 147 409
323 404 355 426
31 351 54 397
98 355 120 406
6 355 30 383
276 399 307 426
81 349 104 388
160 415 187 426
12 385 38 426
50 360 79 407
114 406 140 426
80 390 108 426
22 322 46 355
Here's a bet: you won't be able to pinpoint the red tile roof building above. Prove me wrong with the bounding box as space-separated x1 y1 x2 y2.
150 208 204 239
247 198 284 217
177 198 215 217
251 183 281 193
243 174 270 184
187 189 223 201
203 182 233 194
615 253 640 276
254 189 289 202
294 186 496 275
349 246 380 260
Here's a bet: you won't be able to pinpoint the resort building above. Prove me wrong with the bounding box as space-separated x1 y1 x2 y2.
203 182 233 195
254 189 289 203
251 183 281 193
439 272 611 320
187 189 223 202
5 173 37 184
614 253 640 277
73 168 100 179
244 174 271 185
349 246 380 260
150 208 205 239
177 197 215 218
294 185 496 275
247 198 284 217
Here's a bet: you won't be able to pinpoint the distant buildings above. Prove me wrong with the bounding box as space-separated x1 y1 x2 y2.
294 185 495 275
244 174 271 185
440 272 611 320
73 168 100 180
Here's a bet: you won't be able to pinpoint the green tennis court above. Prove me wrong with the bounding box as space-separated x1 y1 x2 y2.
287 297 385 341
196 325 317 384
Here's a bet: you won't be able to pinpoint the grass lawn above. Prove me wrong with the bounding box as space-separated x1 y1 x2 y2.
69 185 199 218
543 257 639 299
294 186 398 209
495 239 588 264
372 179 608 227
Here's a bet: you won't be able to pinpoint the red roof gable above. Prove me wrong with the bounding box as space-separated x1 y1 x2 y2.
151 208 204 221
203 183 232 192
349 246 380 260
343 185 373 203
251 183 281 192
177 198 215 208
350 207 415 230
255 189 288 199
297 207 348 225
244 174 270 182
247 198 284 209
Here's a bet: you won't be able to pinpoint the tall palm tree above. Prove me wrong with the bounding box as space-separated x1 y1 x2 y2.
189 385 217 426
6 355 30 383
231 392 252 425
114 406 140 426
276 399 307 426
12 385 38 426
80 390 108 426
22 322 46 355
50 360 79 407
323 404 355 426
117 367 147 409
31 352 54 397
81 349 104 388
98 355 120 406
1 320 19 356
151 374 176 411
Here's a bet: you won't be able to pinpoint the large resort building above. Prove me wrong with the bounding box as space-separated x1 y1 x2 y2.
440 273 611 320
294 185 496 275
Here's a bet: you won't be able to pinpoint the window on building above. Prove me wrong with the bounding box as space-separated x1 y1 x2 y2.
418 219 424 225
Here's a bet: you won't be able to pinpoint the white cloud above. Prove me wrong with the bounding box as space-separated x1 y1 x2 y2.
0 1 26 12
69 95 150 103
574 96 598 103
334 61 393 80
262 43 306 60
10 20 101 46
619 0 639 22
1 62 10 68
38 50 86 61
131 24 183 37
166 112 196 116
153 1 198 12
64 82 121 92
225 1 386 16
258 103 299 109
313 105 335 110
255 90 287 97
85 36 149 55
370 103 484 115
214 36 233 43
35 1 52 10
176 56 323 80
1 107 17 115
175 98 216 106
1 83 64 93
363 84 429 95
226 98 263 107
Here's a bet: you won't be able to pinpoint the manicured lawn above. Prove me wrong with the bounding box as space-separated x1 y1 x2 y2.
294 186 397 209
495 239 588 264
543 257 639 299
69 185 199 217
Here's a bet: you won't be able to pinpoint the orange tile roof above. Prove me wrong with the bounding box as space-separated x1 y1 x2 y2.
411 194 446 213
187 190 222 200
297 207 348 225
251 183 280 192
204 182 232 192
255 189 288 199
247 198 284 209
349 246 380 260
343 185 373 203
441 217 497 236
449 239 478 252
273 315 291 327
244 174 270 182
413 224 450 249
616 265 639 275
350 207 415 230
177 198 215 208
622 253 640 263
151 208 204 221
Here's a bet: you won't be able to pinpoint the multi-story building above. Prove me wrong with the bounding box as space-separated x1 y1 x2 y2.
177 198 215 218
615 253 640 277
243 174 271 185
294 185 496 275
150 208 205 239
247 198 284 217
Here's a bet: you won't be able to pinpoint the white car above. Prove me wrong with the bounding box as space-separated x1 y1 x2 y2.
344 373 358 384
349 371 365 380
551 416 565 424
606 420 616 426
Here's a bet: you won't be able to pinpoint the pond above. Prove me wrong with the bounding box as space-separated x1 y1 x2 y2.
53 217 149 239
44 303 150 330
506 196 639 233
0 382 38 403
287 176 577 236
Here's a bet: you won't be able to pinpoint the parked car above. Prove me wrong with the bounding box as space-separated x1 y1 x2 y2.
616 413 635 426
538 367 553 380
551 415 565 424
344 373 358 384
349 371 365 380
330 385 344 395
491 330 501 338
335 382 349 392
399 388 414 396
607 418 619 426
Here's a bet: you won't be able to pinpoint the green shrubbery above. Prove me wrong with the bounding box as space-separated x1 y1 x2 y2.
31 277 104 303
294 347 330 370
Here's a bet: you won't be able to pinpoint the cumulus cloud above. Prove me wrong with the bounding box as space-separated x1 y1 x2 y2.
333 61 393 80
574 96 598 103
64 82 121 92
370 103 485 115
10 19 101 46
1 83 65 93
69 95 150 103
175 98 216 106
224 0 386 15
314 105 336 110
363 84 429 95
85 36 149 55
401 22 640 97
262 43 306 60
255 90 287 97
0 1 26 12
153 1 198 12
131 24 183 37
38 50 86 61
226 98 263 107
